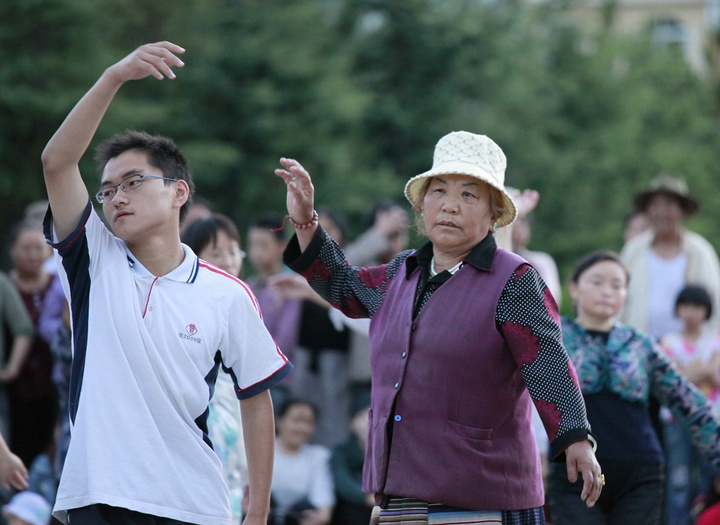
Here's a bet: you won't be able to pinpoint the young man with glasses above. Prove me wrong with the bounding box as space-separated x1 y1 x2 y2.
40 41 292 525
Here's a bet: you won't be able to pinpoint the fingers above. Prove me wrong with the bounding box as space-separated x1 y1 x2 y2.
275 158 314 197
579 469 593 503
137 42 186 80
112 42 186 83
275 157 307 182
566 458 578 483
10 471 28 491
577 467 603 508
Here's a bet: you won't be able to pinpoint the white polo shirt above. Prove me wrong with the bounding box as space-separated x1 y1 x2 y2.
45 202 292 525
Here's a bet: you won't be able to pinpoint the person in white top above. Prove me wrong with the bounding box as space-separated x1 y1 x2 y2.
270 398 334 525
620 173 720 339
40 41 291 525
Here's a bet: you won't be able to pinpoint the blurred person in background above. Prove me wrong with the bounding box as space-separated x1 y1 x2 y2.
342 200 410 409
269 208 352 449
179 195 214 236
0 272 33 443
329 396 373 525
660 284 720 525
548 250 720 525
6 222 59 468
2 491 51 525
182 213 248 523
269 398 334 525
345 200 410 267
620 174 720 339
507 188 562 308
246 213 302 414
622 209 650 244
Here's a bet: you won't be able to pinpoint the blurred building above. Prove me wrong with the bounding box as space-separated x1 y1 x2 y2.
570 0 720 73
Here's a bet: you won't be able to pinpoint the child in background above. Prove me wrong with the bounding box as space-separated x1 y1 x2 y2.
547 251 720 525
662 285 720 413
661 284 720 525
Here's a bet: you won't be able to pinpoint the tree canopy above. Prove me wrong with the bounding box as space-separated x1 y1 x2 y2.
3 0 720 295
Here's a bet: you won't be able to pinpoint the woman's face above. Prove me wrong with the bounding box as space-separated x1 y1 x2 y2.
276 403 316 450
198 229 243 277
570 260 628 325
422 174 495 255
10 227 50 276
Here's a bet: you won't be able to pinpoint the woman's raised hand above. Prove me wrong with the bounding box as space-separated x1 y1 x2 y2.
275 158 315 225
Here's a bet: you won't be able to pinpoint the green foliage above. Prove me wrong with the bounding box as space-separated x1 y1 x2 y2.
2 0 719 282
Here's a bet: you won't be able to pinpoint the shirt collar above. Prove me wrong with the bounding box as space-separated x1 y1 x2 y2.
125 243 200 283
405 233 497 279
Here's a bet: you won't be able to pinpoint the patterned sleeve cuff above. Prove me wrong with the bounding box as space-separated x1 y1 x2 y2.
283 225 327 273
550 428 594 462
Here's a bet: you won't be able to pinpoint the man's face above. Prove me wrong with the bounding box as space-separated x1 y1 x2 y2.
247 227 284 274
645 193 684 236
100 150 180 243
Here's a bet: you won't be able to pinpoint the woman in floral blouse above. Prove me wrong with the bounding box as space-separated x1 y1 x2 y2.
547 250 720 525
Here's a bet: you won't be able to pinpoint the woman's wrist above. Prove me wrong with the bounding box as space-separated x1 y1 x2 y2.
288 210 319 230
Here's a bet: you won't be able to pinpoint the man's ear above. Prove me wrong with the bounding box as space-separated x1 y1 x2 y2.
174 180 190 209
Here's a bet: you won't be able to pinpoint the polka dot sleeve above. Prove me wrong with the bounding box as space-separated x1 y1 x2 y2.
496 263 592 458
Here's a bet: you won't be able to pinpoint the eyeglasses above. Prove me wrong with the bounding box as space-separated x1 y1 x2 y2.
95 174 178 204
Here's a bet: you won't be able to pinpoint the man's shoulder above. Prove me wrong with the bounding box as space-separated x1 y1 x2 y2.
683 229 717 250
195 263 258 305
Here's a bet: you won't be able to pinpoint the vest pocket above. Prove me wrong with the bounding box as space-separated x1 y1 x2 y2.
444 419 493 441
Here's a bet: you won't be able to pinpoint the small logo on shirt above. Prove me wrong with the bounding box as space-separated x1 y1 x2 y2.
179 324 201 344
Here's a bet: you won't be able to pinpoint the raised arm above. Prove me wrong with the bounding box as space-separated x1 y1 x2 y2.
274 158 317 252
41 41 185 240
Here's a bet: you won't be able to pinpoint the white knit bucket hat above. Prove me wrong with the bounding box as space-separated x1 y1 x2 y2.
404 131 517 227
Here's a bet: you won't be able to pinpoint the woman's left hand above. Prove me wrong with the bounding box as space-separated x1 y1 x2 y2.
275 157 315 227
565 439 603 507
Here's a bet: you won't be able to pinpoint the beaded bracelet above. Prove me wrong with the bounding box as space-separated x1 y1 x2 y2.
288 209 319 230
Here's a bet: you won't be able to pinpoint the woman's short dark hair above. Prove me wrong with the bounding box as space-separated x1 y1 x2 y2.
250 212 286 243
675 284 713 319
94 130 195 224
181 214 241 255
6 220 42 250
571 250 630 284
276 396 319 420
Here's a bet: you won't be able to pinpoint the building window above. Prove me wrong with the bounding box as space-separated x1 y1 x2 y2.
650 18 687 54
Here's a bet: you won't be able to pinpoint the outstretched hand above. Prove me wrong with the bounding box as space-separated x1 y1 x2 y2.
106 41 185 84
274 158 315 226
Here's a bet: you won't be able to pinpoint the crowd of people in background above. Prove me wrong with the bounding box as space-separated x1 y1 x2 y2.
0 161 718 525
1 41 719 525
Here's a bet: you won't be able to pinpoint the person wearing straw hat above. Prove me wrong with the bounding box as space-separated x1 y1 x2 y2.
621 174 720 525
620 173 720 339
275 131 603 524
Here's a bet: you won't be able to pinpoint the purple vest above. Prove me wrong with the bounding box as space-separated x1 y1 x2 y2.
364 248 544 510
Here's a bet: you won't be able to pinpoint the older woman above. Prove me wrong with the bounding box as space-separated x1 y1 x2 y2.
275 131 602 524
